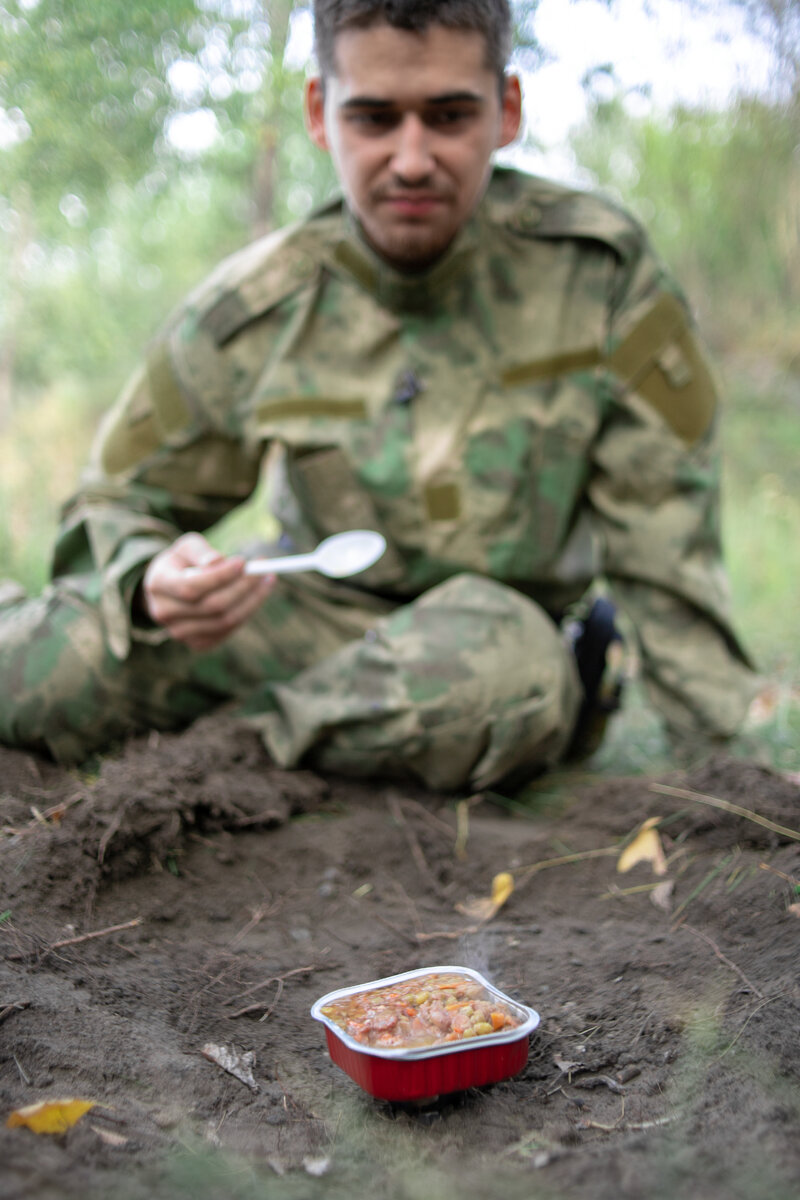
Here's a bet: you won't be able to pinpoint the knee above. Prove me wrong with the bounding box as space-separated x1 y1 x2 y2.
387 580 581 788
0 588 114 762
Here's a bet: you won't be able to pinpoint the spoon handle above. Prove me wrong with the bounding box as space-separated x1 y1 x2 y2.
244 553 319 576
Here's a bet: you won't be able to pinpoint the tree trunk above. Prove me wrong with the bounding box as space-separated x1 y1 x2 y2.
0 186 32 428
252 0 295 237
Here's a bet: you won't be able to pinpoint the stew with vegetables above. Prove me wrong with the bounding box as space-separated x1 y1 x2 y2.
319 972 522 1049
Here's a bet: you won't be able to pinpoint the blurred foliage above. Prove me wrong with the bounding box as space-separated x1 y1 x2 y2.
571 93 800 352
697 0 800 98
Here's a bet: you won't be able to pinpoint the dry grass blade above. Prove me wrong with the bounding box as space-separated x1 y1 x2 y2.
758 862 800 886
650 782 800 842
454 799 470 860
515 846 619 885
600 881 664 900
670 855 732 924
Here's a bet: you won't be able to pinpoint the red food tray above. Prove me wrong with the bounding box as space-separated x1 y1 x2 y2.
311 965 540 1102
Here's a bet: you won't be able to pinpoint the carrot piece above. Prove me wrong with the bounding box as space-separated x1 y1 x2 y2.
490 1012 506 1031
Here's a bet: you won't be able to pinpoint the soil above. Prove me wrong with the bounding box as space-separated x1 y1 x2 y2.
1 714 798 1200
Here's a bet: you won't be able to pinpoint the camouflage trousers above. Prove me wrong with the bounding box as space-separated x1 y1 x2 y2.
0 572 580 791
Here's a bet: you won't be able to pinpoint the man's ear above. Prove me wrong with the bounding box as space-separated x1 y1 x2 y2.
304 76 329 151
497 74 522 148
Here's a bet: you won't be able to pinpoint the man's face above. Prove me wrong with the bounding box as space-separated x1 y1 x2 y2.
305 23 521 272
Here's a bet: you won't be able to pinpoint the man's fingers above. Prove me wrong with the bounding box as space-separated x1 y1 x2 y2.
161 576 274 650
170 532 221 569
141 534 275 647
151 564 260 622
157 555 244 601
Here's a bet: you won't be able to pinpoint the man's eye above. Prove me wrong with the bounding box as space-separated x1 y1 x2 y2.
347 111 397 131
426 108 474 129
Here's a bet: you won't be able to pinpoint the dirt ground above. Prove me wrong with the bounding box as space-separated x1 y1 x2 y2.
1 714 798 1200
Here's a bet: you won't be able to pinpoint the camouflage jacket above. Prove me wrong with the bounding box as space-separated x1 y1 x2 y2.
54 167 757 742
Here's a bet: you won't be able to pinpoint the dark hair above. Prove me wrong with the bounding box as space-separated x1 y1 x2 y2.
313 0 513 81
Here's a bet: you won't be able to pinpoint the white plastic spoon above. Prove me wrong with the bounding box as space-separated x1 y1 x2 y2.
243 529 387 578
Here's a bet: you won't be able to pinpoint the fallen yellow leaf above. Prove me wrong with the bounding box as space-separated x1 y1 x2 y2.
617 817 667 876
6 1098 96 1134
491 871 514 906
456 871 514 922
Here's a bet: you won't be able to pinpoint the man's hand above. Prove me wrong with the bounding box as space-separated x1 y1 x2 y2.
141 533 274 652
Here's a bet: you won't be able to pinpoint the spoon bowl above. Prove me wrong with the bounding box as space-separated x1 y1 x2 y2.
244 530 387 579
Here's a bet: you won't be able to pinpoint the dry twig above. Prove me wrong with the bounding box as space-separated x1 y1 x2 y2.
5 918 142 962
681 923 764 998
392 795 455 838
579 1104 677 1133
386 875 424 937
229 900 276 948
372 910 420 947
572 1074 626 1094
388 793 449 898
225 963 318 1006
49 918 142 951
713 994 782 1062
0 1000 31 1025
578 1097 626 1131
228 978 284 1021
415 925 483 942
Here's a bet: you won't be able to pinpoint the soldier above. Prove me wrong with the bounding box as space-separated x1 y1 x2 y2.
0 0 758 789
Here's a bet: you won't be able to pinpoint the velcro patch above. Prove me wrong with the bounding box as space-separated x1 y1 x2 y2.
501 346 602 387
606 293 717 444
145 344 192 437
257 396 367 423
425 482 461 522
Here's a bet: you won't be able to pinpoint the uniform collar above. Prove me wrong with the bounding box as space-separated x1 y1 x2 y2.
329 208 481 313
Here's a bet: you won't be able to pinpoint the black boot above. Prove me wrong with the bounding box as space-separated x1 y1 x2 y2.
565 598 625 760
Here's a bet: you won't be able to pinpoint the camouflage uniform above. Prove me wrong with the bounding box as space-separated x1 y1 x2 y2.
0 169 758 787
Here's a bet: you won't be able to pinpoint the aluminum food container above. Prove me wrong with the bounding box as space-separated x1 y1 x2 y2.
311 965 540 1102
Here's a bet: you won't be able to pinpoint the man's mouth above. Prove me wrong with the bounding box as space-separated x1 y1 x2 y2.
381 194 445 218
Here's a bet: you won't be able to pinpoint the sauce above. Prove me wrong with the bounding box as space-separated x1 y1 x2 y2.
320 972 521 1049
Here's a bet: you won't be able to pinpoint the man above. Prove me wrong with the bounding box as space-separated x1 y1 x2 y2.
0 0 758 789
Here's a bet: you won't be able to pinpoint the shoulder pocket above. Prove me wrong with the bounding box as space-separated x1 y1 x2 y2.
607 294 717 444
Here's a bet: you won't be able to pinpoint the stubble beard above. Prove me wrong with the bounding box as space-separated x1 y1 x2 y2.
361 211 457 274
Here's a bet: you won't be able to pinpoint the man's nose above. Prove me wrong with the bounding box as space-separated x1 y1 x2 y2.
390 114 435 182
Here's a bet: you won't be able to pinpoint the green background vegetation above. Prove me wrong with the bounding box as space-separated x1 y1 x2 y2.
1 0 798 768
